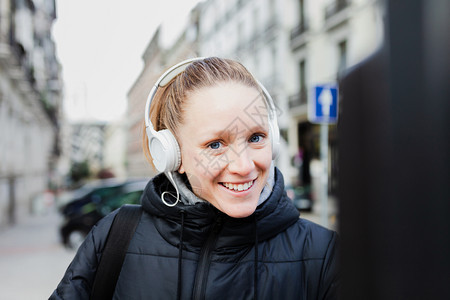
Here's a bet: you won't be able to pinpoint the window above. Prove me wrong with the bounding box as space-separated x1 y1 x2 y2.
272 46 277 77
238 22 244 45
338 40 347 74
299 0 305 25
253 8 259 30
299 60 306 90
299 60 307 103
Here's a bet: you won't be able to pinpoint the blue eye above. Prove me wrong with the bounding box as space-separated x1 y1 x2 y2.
249 134 263 143
208 141 221 149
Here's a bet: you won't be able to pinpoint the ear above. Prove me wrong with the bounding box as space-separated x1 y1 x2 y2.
178 162 185 174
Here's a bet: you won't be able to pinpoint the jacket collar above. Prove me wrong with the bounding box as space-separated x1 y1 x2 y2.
140 168 300 250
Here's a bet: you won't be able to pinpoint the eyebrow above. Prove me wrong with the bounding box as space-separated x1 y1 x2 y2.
200 123 269 143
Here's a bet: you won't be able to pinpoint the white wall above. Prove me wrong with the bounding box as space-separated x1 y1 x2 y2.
103 120 127 179
0 72 54 223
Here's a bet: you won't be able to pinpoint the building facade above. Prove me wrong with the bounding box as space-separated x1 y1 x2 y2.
126 7 200 178
69 122 106 172
126 28 166 179
125 0 383 203
287 0 384 194
0 0 63 226
198 0 295 183
103 120 127 179
197 0 383 193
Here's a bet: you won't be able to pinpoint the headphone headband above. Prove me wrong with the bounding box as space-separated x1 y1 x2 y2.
144 57 280 173
144 57 206 131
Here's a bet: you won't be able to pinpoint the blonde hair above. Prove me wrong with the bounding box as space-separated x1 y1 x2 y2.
142 57 261 169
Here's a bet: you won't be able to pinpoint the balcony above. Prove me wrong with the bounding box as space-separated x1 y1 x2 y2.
262 18 278 42
290 21 308 41
288 89 308 109
325 0 350 20
290 20 309 50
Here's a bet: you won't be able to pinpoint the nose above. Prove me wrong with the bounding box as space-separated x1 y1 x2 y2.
226 147 254 176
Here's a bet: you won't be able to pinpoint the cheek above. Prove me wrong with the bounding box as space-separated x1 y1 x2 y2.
193 149 227 176
254 147 273 168
185 172 205 197
181 150 223 194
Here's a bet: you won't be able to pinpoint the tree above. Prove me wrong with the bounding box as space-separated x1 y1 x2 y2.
69 160 91 184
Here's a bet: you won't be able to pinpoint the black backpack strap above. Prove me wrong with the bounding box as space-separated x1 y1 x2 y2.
90 204 143 300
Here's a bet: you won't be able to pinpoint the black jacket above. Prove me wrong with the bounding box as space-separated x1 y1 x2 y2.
50 169 339 299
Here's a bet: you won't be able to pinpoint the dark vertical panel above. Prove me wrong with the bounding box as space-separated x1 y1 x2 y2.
338 48 392 299
338 0 450 298
382 1 426 298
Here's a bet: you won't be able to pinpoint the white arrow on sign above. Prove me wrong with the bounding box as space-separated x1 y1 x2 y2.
318 88 333 116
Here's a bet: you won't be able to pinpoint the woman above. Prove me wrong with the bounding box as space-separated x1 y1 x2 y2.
51 57 339 299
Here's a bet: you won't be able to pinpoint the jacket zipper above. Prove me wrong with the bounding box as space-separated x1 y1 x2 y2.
192 215 223 300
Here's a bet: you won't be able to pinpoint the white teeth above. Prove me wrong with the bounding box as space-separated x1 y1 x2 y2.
223 180 253 191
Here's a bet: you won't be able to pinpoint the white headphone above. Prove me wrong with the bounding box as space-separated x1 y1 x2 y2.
144 57 280 173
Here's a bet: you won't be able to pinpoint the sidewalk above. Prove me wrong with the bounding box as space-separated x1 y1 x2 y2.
300 196 339 231
0 208 76 300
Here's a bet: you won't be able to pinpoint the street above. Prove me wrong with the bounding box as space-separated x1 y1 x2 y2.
0 209 76 300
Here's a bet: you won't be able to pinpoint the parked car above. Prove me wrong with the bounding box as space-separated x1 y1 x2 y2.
59 178 149 249
285 184 313 212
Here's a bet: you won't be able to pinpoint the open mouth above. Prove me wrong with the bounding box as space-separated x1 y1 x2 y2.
220 180 255 192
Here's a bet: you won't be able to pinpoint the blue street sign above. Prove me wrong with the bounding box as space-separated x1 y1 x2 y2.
309 84 339 124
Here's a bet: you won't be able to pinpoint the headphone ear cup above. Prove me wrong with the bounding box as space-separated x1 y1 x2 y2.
269 119 280 160
163 129 181 171
148 129 181 172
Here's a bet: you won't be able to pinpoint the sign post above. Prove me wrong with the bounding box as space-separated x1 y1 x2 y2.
309 84 338 228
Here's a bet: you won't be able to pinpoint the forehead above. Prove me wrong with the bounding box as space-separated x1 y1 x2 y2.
182 82 269 130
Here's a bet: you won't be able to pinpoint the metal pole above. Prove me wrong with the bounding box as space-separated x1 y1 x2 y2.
320 123 329 228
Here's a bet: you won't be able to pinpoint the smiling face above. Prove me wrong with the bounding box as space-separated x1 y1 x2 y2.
176 81 272 218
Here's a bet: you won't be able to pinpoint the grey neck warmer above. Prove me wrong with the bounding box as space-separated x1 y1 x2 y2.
169 162 276 207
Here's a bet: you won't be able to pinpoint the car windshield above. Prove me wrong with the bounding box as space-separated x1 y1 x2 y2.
57 179 124 207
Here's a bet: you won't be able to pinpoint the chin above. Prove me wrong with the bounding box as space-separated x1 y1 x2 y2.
218 202 258 218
